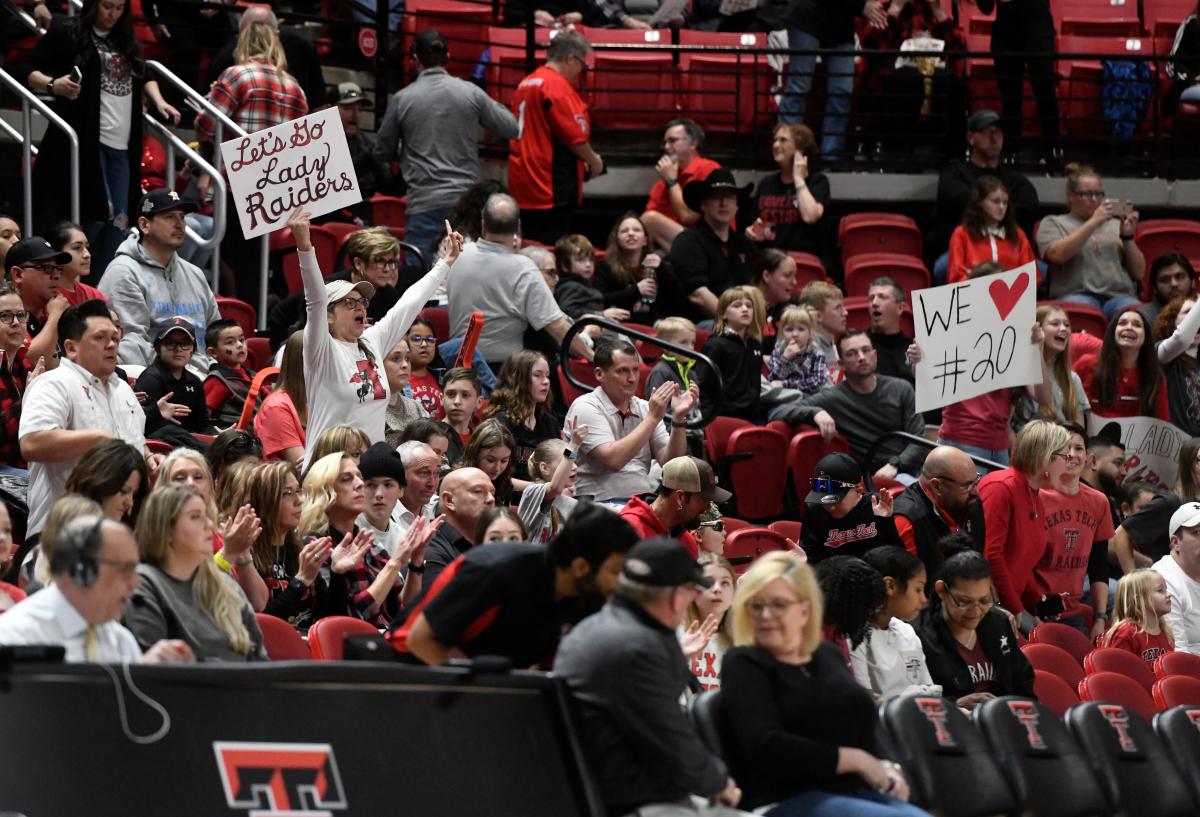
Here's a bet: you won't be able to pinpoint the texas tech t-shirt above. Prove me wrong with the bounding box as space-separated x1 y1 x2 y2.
955 638 996 694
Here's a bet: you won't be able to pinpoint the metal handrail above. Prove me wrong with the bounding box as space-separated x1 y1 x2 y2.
141 112 226 289
0 117 33 156
143 60 273 328
559 315 723 430
0 67 78 234
862 431 1004 491
4 0 45 35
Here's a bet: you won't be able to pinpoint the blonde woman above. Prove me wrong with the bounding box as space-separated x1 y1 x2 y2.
126 486 266 661
24 494 102 591
700 285 767 422
1012 305 1088 431
307 424 372 470
721 552 925 817
160 447 267 611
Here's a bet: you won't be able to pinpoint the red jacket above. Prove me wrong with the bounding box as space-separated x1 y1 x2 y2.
979 467 1046 614
618 495 699 558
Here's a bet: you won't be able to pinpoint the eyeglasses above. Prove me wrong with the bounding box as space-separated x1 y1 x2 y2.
932 473 979 491
25 263 62 274
97 557 139 577
281 488 299 499
697 520 725 532
946 591 994 613
161 340 194 351
746 598 800 618
810 476 858 494
0 310 29 325
1071 189 1106 199
334 296 369 311
371 257 400 268
409 335 437 346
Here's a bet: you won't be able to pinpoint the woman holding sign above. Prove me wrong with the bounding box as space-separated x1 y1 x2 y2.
290 209 463 470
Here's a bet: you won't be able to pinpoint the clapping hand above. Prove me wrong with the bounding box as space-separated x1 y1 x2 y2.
157 391 191 425
671 382 700 422
296 537 332 585
219 504 261 558
330 528 375 574
679 614 720 659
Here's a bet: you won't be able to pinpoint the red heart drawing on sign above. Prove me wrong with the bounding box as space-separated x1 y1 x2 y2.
988 273 1029 321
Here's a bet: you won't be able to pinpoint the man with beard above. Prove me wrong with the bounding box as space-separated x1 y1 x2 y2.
1082 424 1127 527
389 503 637 667
893 445 986 585
1139 253 1195 327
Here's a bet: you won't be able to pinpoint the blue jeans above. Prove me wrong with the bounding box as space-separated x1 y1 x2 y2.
937 437 1010 468
403 206 453 267
778 30 855 159
768 789 932 817
1055 292 1142 321
98 143 130 226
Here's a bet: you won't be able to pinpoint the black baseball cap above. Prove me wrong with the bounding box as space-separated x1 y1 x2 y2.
6 237 70 270
805 452 863 506
622 537 714 588
414 28 448 60
359 442 407 485
967 109 1001 132
153 316 196 346
137 188 198 218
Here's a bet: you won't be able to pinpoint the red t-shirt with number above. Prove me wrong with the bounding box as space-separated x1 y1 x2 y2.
507 65 591 211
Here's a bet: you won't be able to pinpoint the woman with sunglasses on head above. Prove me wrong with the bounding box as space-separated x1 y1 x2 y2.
915 544 1035 712
0 280 45 474
288 209 464 471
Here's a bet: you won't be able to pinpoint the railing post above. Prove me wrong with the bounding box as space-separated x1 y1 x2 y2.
20 98 32 237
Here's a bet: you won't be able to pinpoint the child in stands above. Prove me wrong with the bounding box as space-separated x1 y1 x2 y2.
406 317 442 416
946 176 1035 283
517 424 583 544
204 318 257 430
645 316 704 458
852 545 940 702
1101 568 1175 666
767 304 828 395
682 553 736 690
437 367 482 466
459 418 516 506
135 318 218 442
701 285 765 422
0 502 24 611
801 452 901 564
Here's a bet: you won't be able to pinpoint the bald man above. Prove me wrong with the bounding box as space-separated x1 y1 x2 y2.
208 5 329 109
420 467 496 591
892 446 987 583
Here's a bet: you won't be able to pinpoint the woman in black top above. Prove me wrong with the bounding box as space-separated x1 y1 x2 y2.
483 350 563 484
745 124 833 269
915 549 1036 711
722 552 928 817
593 212 663 324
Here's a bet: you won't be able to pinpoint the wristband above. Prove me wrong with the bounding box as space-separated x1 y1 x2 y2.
665 177 678 188
213 552 232 572
409 562 426 574
564 448 577 460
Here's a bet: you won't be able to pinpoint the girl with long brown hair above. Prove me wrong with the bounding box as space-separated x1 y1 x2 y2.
484 349 562 483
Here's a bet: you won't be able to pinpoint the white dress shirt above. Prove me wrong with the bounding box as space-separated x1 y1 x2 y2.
0 583 143 662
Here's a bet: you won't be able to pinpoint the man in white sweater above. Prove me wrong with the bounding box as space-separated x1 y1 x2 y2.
1153 502 1200 654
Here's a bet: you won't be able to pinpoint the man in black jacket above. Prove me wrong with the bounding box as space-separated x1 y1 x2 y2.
893 445 985 585
554 538 746 817
916 550 1035 712
927 109 1040 272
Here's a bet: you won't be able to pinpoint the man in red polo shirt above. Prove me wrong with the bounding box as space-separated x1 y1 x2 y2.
641 119 721 251
507 28 603 245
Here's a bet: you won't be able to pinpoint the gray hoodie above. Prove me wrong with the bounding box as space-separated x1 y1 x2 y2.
99 233 221 372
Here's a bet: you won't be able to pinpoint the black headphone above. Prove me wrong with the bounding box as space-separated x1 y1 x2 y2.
48 516 105 588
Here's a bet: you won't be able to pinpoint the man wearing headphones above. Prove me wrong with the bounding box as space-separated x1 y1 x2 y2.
0 515 193 663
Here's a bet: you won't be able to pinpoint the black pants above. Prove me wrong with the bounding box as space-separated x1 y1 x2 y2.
992 0 1060 148
880 66 968 158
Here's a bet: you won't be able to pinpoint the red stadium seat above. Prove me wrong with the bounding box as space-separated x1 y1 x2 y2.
255 613 311 660
1030 621 1094 665
768 519 802 541
324 221 364 268
843 296 917 337
1039 300 1108 338
839 213 923 266
583 27 678 130
723 516 753 534
678 31 772 133
724 528 791 573
1085 647 1158 695
282 224 340 295
843 253 931 299
1155 650 1200 680
1135 219 1200 271
786 429 851 514
403 0 492 78
215 295 257 339
485 25 556 106
1033 669 1081 717
1145 0 1195 40
370 194 409 230
307 616 380 661
1153 675 1200 709
1055 0 1143 36
417 306 451 343
788 252 828 288
246 337 272 371
1078 671 1158 721
702 416 753 464
1057 35 1154 139
726 426 789 520
557 357 599 407
1022 642 1086 690
145 439 175 455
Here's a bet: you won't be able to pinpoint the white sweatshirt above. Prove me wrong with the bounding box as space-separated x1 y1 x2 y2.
851 617 942 702
300 249 449 469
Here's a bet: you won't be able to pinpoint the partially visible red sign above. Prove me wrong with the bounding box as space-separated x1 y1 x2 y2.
358 27 378 59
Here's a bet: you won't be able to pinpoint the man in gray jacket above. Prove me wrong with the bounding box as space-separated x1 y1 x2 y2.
373 28 518 260
99 190 221 374
554 537 746 817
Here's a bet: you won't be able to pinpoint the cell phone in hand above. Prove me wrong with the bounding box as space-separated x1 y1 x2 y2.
1106 199 1132 219
71 66 82 84
1036 594 1066 620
